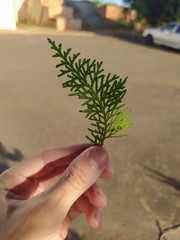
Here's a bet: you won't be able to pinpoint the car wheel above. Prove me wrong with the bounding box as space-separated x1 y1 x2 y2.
145 35 154 45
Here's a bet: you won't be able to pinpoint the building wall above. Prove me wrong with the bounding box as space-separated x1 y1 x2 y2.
98 5 106 17
14 0 26 21
0 0 26 29
106 4 124 21
0 0 16 29
98 4 124 21
18 0 47 25
14 0 26 13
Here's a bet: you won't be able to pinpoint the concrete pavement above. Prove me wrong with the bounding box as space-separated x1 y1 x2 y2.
0 26 180 240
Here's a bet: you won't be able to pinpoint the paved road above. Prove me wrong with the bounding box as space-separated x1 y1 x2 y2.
0 28 180 240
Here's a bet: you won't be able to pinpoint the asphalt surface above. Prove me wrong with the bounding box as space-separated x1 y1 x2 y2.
0 27 180 240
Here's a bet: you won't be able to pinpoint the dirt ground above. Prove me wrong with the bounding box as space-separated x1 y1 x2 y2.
0 26 180 240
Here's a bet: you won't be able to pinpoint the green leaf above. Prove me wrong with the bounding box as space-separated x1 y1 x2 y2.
48 38 132 146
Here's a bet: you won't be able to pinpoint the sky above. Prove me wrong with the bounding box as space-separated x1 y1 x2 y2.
100 0 130 7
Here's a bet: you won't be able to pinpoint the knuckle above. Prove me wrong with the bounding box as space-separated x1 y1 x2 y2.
65 164 88 190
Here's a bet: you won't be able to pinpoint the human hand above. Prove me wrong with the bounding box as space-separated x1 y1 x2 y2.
0 143 113 240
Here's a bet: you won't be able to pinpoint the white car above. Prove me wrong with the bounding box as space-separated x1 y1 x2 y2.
143 22 180 50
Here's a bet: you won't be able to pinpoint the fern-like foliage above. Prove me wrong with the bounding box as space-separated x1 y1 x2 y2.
48 38 131 146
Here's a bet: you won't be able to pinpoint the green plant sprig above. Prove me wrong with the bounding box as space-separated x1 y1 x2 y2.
48 38 131 146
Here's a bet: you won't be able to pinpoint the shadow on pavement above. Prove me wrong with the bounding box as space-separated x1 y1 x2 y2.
112 30 180 54
0 142 23 173
97 29 180 55
142 167 180 239
143 166 180 192
66 229 84 240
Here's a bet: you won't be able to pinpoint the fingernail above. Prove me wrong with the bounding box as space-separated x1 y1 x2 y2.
94 188 107 207
93 210 102 228
89 147 108 169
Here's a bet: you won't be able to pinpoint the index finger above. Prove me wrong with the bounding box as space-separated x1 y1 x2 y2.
1 143 92 189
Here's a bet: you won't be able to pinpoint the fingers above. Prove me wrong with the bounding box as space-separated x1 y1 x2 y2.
85 184 107 208
38 143 92 166
61 183 108 238
67 184 107 223
44 146 108 217
60 196 102 239
64 197 102 230
100 164 114 178
73 197 102 229
2 143 92 189
88 208 102 229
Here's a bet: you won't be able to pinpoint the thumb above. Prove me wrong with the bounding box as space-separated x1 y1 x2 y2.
46 146 108 214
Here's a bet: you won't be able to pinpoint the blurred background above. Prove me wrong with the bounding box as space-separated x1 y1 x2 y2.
0 1 180 240
1 0 180 31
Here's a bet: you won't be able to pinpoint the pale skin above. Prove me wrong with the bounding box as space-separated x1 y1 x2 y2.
0 143 114 240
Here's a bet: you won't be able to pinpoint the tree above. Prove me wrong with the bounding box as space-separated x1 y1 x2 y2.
159 0 179 23
176 0 180 20
123 0 180 26
91 0 104 7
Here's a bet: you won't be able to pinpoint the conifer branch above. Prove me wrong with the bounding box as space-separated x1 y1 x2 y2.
48 38 132 146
